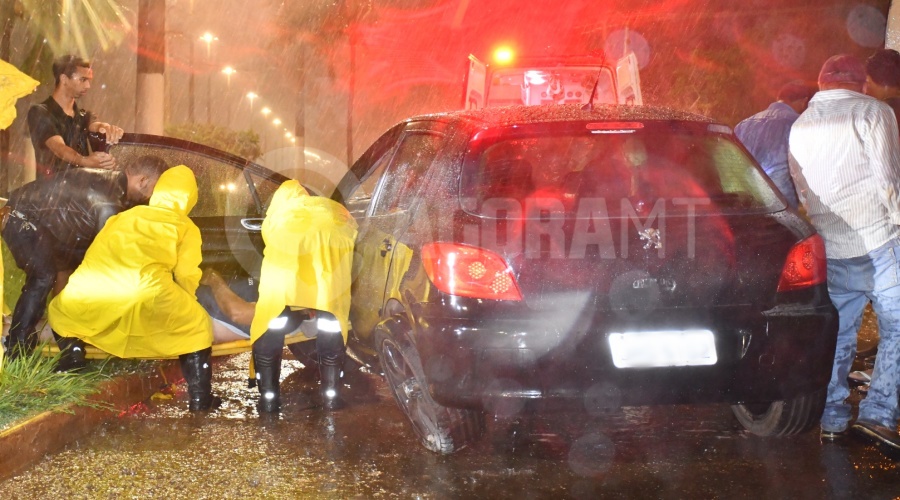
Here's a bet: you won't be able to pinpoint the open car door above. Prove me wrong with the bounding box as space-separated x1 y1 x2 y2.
464 54 488 110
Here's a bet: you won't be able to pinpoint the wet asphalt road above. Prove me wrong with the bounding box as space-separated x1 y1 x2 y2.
3 311 898 498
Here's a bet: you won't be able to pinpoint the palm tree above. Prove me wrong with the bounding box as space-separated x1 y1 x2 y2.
270 0 374 166
8 0 131 77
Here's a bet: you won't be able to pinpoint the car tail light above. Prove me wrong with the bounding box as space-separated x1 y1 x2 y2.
777 235 827 292
421 243 523 301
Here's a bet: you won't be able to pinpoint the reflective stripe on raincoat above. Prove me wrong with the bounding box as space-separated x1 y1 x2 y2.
249 180 358 343
48 165 213 358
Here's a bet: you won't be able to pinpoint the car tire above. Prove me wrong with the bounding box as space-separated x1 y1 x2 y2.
374 318 485 454
730 389 826 437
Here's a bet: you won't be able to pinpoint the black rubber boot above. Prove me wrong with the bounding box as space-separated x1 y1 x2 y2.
253 330 285 413
316 314 346 411
178 347 219 412
53 331 87 372
3 336 32 364
319 353 346 411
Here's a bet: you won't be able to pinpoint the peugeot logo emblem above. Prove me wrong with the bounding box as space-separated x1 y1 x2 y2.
638 228 662 250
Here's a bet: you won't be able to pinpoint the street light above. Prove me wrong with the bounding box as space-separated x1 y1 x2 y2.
222 66 236 87
220 66 237 127
259 107 271 151
246 92 258 114
198 32 218 124
199 32 217 59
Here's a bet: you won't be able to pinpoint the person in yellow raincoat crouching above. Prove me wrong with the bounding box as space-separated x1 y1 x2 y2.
48 165 219 411
201 180 357 412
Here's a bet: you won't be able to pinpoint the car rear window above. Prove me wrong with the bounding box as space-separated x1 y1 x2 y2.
459 121 785 218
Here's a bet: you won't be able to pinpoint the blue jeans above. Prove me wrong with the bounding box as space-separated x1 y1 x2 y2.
821 239 900 432
764 167 799 210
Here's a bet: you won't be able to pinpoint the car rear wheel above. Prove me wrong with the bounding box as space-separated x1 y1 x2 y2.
374 319 484 454
730 389 826 437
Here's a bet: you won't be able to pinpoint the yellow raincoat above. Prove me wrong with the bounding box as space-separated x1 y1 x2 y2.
48 166 213 358
249 180 358 343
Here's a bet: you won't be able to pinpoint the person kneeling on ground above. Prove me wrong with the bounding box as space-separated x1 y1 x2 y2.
199 180 357 413
48 166 219 412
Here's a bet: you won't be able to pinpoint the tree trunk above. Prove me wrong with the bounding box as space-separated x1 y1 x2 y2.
135 0 165 135
1 7 13 196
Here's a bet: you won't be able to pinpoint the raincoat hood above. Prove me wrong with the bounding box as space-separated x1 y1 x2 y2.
265 179 309 216
149 165 197 215
265 179 355 227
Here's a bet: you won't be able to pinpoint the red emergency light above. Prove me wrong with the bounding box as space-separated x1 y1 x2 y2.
493 46 515 65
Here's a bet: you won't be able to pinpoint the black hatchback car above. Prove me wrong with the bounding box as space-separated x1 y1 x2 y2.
335 104 838 454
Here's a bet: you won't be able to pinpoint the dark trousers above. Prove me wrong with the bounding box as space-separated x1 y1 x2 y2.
1 214 83 354
253 309 344 361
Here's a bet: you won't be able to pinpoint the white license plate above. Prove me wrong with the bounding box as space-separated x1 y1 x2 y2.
608 329 717 368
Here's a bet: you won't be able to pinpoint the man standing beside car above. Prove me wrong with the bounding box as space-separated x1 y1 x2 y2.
789 54 900 454
27 55 124 179
735 80 816 210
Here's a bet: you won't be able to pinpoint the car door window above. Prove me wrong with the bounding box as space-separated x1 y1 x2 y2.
191 162 259 217
247 170 282 213
344 152 391 216
372 132 442 216
109 143 263 217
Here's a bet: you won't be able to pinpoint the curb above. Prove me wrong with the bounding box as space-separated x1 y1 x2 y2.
0 360 183 481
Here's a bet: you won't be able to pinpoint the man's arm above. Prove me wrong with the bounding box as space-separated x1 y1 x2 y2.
87 120 124 145
865 104 900 224
44 135 117 169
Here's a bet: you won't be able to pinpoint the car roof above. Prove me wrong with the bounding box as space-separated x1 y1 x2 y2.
407 104 720 129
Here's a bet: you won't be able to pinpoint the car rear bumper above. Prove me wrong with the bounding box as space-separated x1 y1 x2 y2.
412 302 838 413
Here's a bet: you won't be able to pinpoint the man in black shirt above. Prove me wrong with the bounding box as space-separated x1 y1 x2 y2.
0 156 168 363
27 55 124 179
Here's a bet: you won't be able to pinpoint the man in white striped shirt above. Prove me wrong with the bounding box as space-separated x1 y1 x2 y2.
789 53 900 453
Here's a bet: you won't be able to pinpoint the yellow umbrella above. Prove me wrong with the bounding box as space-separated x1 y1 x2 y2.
0 59 38 371
0 60 38 131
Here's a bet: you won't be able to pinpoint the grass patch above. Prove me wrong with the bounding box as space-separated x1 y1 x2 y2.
0 350 156 431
